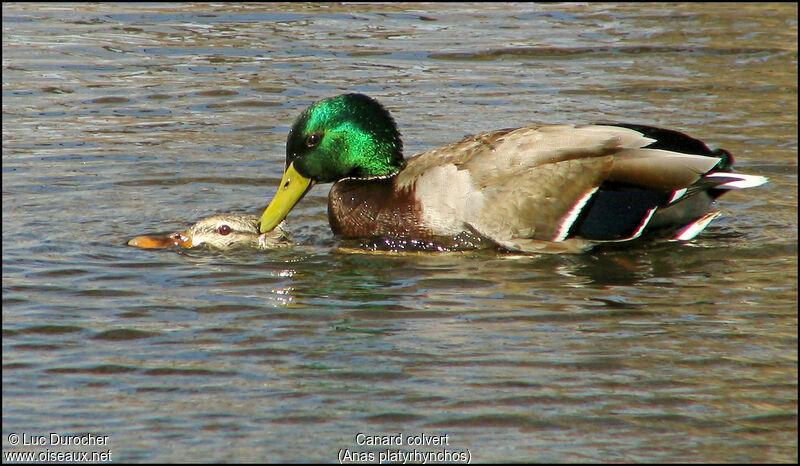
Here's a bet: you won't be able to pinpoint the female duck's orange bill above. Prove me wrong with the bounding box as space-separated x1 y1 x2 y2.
127 231 191 249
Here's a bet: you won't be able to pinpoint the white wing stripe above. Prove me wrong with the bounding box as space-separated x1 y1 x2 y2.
629 208 657 240
668 188 688 204
670 211 722 241
553 187 599 242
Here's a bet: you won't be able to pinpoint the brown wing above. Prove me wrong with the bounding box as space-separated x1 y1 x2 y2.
468 155 615 243
400 124 722 252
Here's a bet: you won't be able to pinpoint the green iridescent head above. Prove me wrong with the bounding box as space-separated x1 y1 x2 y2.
286 93 405 182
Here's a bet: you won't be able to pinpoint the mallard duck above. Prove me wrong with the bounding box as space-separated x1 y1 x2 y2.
128 214 288 249
259 93 767 253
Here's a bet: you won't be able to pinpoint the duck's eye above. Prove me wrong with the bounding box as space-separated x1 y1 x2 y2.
306 133 321 147
217 224 232 236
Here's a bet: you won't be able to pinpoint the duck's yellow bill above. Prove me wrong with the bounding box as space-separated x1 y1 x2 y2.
259 162 314 233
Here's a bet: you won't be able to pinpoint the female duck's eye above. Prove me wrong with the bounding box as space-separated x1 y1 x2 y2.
217 224 232 236
306 133 321 147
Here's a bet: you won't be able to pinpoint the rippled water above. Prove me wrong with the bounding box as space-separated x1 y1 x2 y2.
3 3 797 463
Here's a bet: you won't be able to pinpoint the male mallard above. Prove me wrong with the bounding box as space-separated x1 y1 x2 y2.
128 214 288 249
259 93 767 253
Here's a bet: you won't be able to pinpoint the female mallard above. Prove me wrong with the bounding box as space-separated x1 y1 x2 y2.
259 93 767 253
128 214 288 249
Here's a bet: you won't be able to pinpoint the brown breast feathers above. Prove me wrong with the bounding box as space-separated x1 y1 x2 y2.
327 176 431 238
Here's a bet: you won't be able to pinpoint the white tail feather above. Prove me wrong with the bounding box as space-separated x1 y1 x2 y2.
705 172 768 189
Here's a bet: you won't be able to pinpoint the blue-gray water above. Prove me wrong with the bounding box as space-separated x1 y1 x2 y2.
2 3 797 463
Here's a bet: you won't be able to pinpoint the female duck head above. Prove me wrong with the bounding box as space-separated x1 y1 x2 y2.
260 93 404 233
128 214 287 250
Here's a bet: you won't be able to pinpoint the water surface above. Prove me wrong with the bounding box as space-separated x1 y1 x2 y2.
3 2 797 462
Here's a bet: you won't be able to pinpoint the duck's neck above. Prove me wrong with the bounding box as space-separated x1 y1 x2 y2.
343 138 405 179
342 167 403 182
